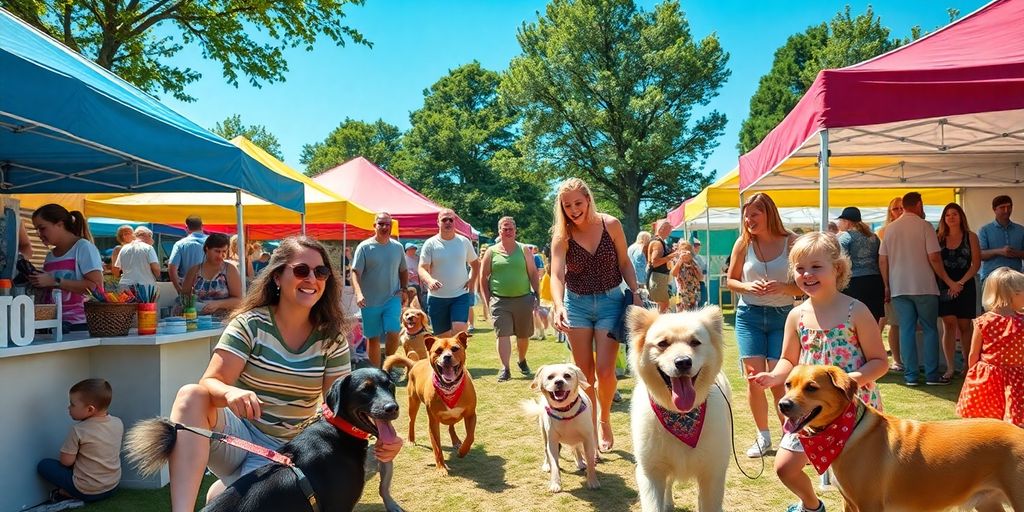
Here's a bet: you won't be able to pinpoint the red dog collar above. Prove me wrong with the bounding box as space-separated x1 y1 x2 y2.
321 403 373 440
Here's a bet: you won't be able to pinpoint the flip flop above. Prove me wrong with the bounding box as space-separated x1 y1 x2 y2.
888 363 904 373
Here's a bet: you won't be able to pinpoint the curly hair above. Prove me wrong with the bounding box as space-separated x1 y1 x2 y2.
789 231 852 291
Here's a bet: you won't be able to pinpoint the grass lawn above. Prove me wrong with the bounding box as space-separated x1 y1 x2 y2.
88 310 963 512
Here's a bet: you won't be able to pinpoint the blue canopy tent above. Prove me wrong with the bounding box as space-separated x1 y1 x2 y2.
0 8 305 287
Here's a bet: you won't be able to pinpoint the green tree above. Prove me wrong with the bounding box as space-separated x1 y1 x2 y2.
736 25 827 154
3 1 369 102
738 6 907 153
211 114 283 160
501 0 726 238
394 62 550 244
300 118 403 176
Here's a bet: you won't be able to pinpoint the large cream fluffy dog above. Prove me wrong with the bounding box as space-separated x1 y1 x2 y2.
628 305 731 512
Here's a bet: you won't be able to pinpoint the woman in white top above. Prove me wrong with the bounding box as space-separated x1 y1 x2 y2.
726 193 801 458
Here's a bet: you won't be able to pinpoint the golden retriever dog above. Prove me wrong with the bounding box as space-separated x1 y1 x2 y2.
627 306 731 512
399 307 430 361
781 365 1024 512
521 363 599 492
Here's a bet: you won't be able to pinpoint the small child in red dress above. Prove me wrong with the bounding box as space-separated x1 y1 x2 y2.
956 267 1024 426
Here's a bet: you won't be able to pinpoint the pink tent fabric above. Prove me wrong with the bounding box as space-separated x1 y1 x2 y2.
666 200 689 227
739 0 1024 189
314 157 476 239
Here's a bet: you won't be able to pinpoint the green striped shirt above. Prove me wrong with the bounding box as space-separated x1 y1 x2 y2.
216 307 351 440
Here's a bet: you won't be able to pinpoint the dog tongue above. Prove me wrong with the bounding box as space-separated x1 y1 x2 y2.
442 365 456 382
373 418 400 444
782 418 798 434
671 376 696 411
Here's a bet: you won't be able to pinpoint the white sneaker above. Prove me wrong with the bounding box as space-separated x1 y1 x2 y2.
745 436 771 458
27 499 84 512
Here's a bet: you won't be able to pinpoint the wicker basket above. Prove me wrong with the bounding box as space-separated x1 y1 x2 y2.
84 302 137 337
34 304 57 321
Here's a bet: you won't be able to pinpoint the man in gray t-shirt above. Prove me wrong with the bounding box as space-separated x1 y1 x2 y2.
352 212 407 367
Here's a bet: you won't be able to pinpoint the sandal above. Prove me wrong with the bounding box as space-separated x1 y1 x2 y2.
888 362 904 373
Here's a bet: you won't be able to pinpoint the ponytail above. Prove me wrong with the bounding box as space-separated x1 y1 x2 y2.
32 203 92 242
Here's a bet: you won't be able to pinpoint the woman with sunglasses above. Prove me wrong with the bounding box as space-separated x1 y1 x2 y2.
877 197 905 373
162 236 402 511
181 233 242 318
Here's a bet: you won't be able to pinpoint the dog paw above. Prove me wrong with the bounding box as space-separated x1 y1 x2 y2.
541 462 550 472
435 463 450 476
383 499 405 512
548 482 562 493
586 477 601 489
576 460 587 472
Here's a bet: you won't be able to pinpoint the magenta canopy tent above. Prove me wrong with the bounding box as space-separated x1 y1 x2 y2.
739 0 1024 227
313 157 476 239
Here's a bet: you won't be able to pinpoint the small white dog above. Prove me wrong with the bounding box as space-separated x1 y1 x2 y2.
628 305 731 512
521 363 600 492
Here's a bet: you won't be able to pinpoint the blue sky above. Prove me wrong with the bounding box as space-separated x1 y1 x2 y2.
165 0 987 190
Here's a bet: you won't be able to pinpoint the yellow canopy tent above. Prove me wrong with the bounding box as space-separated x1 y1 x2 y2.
83 137 386 235
677 167 955 227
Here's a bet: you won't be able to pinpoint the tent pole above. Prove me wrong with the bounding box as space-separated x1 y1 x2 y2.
819 129 830 231
236 190 247 296
301 213 306 236
705 207 711 306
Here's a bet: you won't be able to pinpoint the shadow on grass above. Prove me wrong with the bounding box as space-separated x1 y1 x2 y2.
877 372 963 402
446 445 512 493
566 468 635 511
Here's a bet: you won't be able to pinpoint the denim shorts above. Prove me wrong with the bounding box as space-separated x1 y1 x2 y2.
735 304 792 360
207 408 284 486
427 292 472 334
361 295 401 338
564 286 625 333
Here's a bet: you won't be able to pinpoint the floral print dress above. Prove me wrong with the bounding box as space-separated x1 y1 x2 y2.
797 301 883 410
674 260 701 310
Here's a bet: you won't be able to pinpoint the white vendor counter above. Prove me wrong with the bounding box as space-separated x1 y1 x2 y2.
0 328 225 512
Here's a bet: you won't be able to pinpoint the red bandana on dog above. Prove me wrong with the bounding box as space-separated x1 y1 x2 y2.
432 371 466 409
798 400 861 474
650 399 706 448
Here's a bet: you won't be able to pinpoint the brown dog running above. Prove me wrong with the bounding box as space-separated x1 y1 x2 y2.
399 307 430 361
780 365 1024 512
384 332 477 474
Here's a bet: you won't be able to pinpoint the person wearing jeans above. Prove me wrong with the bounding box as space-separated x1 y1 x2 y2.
879 192 958 386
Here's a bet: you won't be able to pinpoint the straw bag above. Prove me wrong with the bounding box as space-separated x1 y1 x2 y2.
84 302 137 337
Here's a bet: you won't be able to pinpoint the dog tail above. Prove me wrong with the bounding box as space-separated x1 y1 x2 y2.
520 398 545 419
124 418 178 477
383 354 416 371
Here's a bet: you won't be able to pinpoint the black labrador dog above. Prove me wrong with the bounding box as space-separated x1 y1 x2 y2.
125 368 403 512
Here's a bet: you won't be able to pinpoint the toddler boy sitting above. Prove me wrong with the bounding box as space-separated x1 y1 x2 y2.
36 378 123 510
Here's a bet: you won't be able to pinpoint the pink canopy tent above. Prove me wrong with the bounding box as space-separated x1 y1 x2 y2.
739 0 1024 227
314 157 476 239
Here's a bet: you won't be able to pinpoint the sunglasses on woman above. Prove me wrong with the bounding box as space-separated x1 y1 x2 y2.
289 263 331 281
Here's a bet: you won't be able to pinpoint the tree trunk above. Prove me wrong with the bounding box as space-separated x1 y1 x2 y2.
621 194 642 243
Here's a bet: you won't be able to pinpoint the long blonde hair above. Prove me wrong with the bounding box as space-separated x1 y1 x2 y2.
739 193 790 248
884 197 903 226
551 178 599 244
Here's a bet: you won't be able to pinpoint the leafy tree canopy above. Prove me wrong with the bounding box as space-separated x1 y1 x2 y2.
501 0 725 238
3 0 370 102
738 5 909 153
211 114 282 159
301 118 403 176
394 61 551 244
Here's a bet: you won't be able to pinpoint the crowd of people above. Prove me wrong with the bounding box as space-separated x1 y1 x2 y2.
5 182 1024 511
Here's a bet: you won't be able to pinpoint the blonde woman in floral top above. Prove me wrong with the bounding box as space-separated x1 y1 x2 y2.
750 232 887 512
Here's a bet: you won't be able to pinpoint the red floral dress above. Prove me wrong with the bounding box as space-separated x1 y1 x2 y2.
956 311 1024 426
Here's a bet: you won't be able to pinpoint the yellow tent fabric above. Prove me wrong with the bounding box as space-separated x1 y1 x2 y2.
82 137 387 232
682 167 955 223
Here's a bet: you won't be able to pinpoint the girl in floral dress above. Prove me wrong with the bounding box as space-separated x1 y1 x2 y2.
750 232 888 512
956 267 1024 426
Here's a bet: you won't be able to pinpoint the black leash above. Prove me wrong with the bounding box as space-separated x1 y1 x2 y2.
715 382 766 480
